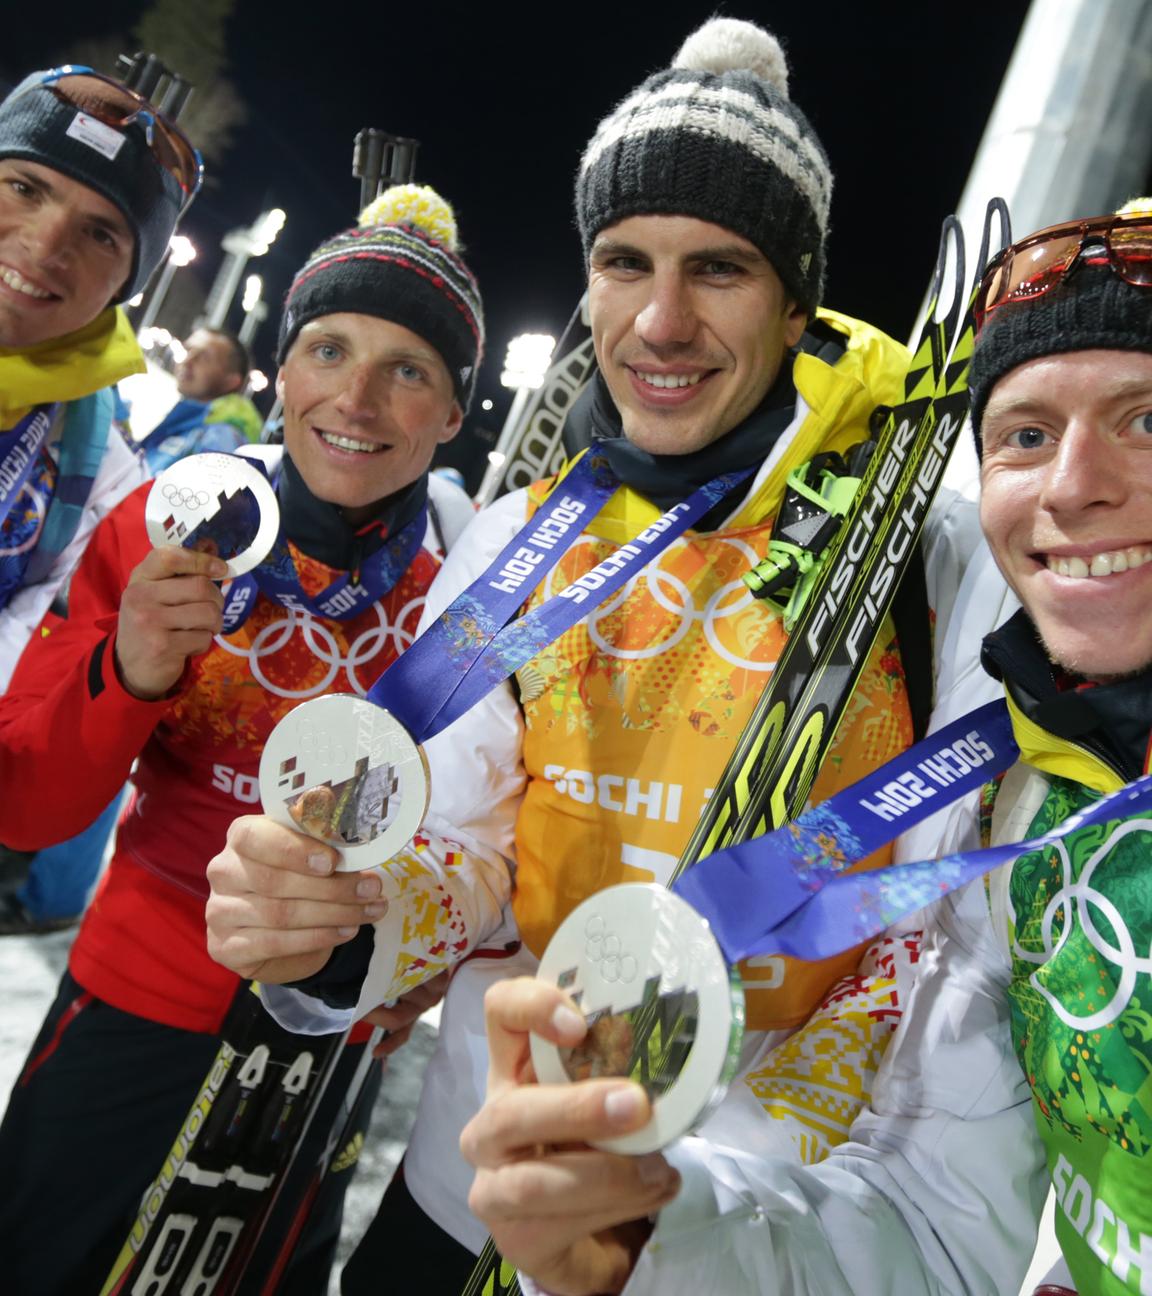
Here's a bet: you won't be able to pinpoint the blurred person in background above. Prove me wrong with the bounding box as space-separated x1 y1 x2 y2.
137 324 262 473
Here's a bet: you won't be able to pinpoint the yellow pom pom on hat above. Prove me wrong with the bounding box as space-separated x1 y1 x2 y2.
278 182 484 410
1117 196 1152 218
358 183 460 251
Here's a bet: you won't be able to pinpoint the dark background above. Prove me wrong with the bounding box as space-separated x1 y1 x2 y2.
7 1 1033 465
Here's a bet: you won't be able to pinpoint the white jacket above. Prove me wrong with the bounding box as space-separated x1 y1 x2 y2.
593 540 1051 1296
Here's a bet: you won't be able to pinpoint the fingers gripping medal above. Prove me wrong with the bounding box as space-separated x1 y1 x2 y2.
145 452 280 577
531 884 744 1154
258 696 429 873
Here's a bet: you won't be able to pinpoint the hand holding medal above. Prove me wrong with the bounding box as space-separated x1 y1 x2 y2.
144 451 280 577
528 702 1027 1153
257 695 430 873
530 885 745 1154
123 453 278 701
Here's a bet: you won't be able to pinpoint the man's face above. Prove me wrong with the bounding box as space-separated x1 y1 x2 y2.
980 349 1152 682
177 330 244 402
587 214 807 455
0 159 133 349
277 313 463 525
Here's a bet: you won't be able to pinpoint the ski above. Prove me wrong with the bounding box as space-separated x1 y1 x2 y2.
457 197 1010 1296
100 986 350 1295
674 200 1011 872
245 1027 385 1294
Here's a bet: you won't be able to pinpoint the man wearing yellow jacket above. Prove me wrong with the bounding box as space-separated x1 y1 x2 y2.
460 205 1152 1296
0 64 197 930
203 18 984 1292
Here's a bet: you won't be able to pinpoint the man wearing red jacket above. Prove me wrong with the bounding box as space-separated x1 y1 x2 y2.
0 183 488 1295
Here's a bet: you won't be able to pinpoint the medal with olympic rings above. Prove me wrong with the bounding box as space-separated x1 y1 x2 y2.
145 452 279 578
258 694 429 871
531 884 745 1154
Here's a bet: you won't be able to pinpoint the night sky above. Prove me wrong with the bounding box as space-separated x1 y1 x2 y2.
10 1 1031 444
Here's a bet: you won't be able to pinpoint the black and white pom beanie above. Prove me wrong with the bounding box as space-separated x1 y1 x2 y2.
575 17 833 314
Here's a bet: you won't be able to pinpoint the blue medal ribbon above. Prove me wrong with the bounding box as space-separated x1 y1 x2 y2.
0 405 56 532
674 699 1152 964
221 502 428 633
365 451 754 744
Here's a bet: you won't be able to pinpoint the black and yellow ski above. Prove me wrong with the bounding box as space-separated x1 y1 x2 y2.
676 212 979 871
99 985 351 1296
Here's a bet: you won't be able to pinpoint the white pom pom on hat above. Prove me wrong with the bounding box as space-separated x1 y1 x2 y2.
673 17 790 99
577 14 829 311
358 182 460 251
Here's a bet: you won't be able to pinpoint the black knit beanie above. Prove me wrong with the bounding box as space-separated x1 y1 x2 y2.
575 18 833 314
278 185 485 413
0 71 185 299
970 259 1152 451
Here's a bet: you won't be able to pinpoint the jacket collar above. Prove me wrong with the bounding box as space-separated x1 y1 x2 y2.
0 306 144 429
982 608 1152 783
278 453 428 571
567 356 799 532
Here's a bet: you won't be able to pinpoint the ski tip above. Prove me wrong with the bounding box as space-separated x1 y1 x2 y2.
976 197 1012 281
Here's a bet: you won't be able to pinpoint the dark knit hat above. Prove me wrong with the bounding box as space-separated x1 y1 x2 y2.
575 18 833 314
970 205 1152 450
278 184 485 412
0 71 186 300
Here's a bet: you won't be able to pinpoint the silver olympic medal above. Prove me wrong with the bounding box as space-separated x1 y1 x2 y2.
145 452 280 578
258 694 430 872
531 883 744 1154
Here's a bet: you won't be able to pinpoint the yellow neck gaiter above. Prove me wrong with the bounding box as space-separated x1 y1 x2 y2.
0 307 145 430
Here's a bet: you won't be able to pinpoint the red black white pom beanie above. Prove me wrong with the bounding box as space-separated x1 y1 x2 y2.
278 184 485 412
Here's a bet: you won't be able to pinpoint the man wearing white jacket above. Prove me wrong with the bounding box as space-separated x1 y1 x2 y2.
462 206 1152 1296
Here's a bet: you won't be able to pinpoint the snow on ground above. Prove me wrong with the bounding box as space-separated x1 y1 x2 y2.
0 927 434 1295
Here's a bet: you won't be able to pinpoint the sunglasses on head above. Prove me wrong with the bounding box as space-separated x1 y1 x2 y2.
26 65 203 210
975 210 1152 331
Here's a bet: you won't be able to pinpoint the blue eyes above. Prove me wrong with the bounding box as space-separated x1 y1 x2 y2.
1004 426 1051 450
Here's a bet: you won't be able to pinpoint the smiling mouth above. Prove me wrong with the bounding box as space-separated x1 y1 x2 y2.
0 264 56 301
1044 545 1152 578
318 430 387 454
632 370 706 390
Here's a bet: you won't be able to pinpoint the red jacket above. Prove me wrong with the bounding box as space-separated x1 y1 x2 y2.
0 481 446 1032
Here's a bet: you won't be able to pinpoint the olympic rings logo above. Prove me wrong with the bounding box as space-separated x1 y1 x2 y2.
584 913 638 985
541 534 776 671
214 593 427 700
162 484 211 509
1012 819 1152 1030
